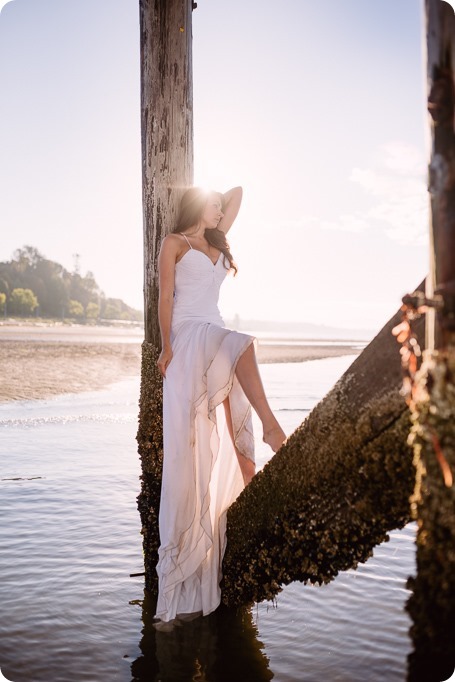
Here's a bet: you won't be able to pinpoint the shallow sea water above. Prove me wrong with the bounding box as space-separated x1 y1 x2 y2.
0 356 416 682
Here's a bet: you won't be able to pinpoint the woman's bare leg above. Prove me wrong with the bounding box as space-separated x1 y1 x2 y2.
223 398 255 485
235 344 286 452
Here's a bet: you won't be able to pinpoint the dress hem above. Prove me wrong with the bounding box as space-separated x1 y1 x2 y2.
155 327 256 623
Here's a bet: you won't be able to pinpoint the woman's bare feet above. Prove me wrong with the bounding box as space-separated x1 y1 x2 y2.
263 425 286 452
240 456 256 486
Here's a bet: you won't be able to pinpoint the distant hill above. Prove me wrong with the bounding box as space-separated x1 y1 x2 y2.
224 316 376 341
0 245 142 322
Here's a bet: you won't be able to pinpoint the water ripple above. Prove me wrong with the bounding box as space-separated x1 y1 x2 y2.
0 357 419 682
0 413 138 428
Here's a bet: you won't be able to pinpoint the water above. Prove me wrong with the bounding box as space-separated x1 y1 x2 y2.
0 356 416 682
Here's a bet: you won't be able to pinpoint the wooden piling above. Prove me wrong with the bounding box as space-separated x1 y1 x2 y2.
136 0 194 593
405 2 455 679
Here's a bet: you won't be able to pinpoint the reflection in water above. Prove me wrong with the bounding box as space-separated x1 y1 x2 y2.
131 591 274 682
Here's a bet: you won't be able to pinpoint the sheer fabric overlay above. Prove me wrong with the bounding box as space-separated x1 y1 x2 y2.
155 248 256 623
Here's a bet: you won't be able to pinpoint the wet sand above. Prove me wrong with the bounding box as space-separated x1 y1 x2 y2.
0 323 362 403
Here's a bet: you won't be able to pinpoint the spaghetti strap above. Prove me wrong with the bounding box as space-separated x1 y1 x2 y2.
155 236 256 624
181 234 192 249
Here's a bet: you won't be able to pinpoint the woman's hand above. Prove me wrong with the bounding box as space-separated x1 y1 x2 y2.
157 346 173 378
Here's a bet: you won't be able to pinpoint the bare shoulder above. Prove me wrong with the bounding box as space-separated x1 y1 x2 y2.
160 233 185 259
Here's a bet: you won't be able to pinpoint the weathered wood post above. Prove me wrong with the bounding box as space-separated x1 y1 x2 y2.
405 2 455 679
136 0 194 593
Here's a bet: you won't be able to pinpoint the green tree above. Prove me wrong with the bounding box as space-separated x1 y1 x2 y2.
6 246 67 318
13 245 43 270
67 299 84 319
100 297 142 322
86 302 100 320
9 288 39 316
0 292 6 315
69 271 101 310
0 246 142 322
0 277 9 296
102 302 121 320
35 261 69 317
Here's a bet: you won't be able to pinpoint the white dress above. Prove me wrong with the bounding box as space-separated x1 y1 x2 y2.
155 239 255 623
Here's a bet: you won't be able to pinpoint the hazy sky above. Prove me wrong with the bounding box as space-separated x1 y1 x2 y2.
0 0 435 332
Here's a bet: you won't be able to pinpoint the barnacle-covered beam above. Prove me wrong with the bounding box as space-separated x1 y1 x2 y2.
221 292 425 606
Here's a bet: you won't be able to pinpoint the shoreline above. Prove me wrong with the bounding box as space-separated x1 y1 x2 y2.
0 325 362 403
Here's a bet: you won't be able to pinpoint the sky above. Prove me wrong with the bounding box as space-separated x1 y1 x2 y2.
0 0 439 334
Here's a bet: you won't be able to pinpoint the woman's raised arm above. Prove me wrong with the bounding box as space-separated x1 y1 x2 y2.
217 186 243 235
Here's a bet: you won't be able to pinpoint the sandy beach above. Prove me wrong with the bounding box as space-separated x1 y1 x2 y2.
0 323 363 403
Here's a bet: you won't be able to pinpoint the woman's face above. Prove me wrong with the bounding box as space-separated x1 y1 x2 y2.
201 193 224 229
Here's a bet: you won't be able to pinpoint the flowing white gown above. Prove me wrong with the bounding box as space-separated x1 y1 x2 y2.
155 240 256 623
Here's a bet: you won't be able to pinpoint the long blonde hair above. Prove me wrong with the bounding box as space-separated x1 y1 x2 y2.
173 187 238 274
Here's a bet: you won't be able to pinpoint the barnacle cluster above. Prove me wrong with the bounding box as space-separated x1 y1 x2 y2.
406 349 455 680
221 300 426 608
222 358 416 607
136 341 163 594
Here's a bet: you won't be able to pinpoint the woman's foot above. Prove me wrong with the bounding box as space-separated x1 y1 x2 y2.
263 425 286 452
234 449 256 486
242 458 256 486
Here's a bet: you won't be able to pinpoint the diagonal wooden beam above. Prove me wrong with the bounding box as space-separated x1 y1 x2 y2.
222 285 425 606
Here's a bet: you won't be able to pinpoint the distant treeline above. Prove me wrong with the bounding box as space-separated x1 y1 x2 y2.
0 246 142 322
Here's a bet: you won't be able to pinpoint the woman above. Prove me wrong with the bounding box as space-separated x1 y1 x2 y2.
155 186 285 626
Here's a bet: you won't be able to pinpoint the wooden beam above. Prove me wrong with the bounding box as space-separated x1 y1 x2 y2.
221 288 425 606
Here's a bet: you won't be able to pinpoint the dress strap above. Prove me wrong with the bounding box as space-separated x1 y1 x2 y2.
181 234 193 249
